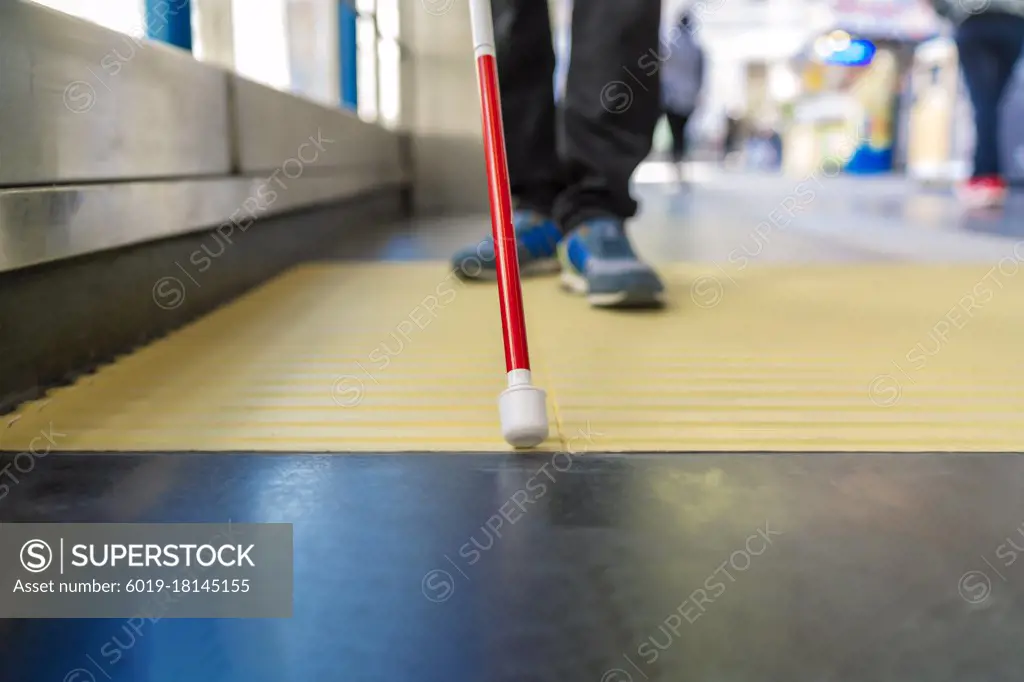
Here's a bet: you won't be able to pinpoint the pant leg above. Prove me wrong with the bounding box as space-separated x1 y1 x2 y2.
492 0 564 215
665 110 691 163
665 112 682 162
678 112 692 161
957 15 1014 177
552 0 662 230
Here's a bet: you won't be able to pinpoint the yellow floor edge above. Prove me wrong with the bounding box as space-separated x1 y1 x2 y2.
5 261 1024 452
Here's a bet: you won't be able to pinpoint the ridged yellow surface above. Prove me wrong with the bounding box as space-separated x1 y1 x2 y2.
4 261 1024 452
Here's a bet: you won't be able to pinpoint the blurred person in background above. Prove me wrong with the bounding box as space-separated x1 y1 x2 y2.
722 110 743 166
928 0 1024 206
451 0 666 308
744 123 782 171
661 10 706 184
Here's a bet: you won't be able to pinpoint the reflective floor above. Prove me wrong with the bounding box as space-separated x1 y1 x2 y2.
5 168 1024 681
4 452 1024 682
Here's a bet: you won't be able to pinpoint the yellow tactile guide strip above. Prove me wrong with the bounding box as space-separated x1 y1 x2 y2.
4 262 1024 452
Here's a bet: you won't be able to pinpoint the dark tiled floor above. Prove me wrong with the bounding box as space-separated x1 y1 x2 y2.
3 452 1024 682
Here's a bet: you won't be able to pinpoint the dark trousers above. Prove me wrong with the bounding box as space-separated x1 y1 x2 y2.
664 109 693 163
493 0 662 231
956 12 1024 178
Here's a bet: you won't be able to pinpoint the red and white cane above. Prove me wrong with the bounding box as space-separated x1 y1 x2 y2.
468 0 549 448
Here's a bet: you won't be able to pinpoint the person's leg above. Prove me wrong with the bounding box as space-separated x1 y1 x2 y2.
678 111 694 182
665 111 687 164
957 16 1004 178
991 15 1024 176
553 0 662 229
677 111 692 162
493 0 565 213
553 0 665 307
451 0 564 280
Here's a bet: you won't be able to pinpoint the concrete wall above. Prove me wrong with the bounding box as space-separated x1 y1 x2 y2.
0 0 406 274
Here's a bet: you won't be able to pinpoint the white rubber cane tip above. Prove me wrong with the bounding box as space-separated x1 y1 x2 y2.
498 384 549 448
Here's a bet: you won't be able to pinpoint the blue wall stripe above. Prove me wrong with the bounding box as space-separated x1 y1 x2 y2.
145 0 193 52
339 2 358 110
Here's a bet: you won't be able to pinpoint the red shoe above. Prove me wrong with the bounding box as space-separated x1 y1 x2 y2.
959 176 1007 208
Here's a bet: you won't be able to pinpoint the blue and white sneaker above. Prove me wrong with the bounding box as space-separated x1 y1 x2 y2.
451 210 563 281
557 218 665 307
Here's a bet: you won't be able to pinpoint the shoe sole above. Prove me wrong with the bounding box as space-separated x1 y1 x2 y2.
560 271 665 308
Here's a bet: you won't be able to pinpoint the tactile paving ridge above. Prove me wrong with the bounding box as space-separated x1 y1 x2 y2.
4 261 1024 452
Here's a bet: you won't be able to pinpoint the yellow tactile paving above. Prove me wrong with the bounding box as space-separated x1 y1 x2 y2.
4 261 1024 452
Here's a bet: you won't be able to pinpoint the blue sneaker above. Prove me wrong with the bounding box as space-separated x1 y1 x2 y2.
451 210 563 281
557 218 665 307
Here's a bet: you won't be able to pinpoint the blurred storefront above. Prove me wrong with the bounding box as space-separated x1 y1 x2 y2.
904 37 973 183
782 0 941 176
647 0 837 160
